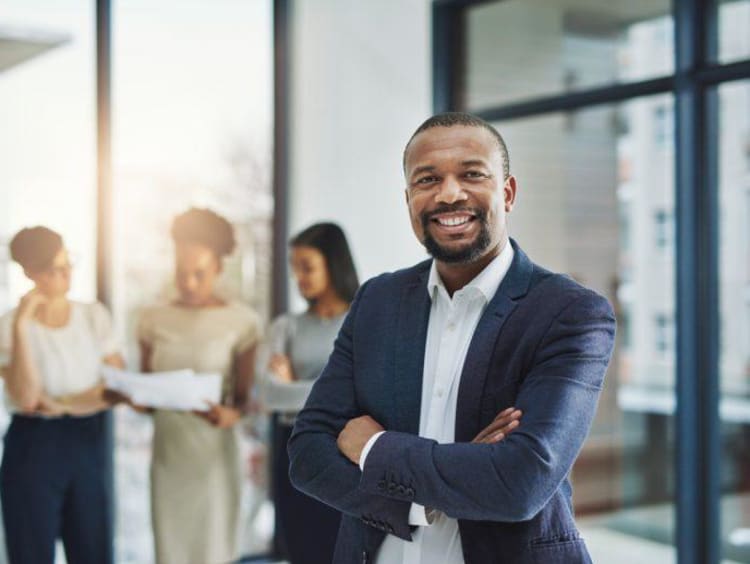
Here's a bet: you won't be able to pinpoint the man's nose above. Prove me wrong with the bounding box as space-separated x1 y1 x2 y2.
435 176 467 205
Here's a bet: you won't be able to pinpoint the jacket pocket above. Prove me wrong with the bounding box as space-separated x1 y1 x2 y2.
528 534 591 564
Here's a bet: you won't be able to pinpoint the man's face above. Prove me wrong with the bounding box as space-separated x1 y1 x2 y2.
404 125 516 264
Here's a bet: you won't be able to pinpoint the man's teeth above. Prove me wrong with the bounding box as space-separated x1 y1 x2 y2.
437 216 471 226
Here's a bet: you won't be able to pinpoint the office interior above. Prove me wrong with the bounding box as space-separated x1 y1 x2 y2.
0 1 748 563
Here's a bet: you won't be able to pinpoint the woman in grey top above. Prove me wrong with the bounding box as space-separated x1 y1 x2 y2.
259 223 359 564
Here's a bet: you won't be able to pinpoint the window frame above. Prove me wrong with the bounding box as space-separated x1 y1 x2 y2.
432 0 750 562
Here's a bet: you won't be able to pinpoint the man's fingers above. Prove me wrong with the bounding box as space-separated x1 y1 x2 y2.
472 409 522 443
481 408 521 435
502 419 520 434
487 430 505 443
493 407 515 421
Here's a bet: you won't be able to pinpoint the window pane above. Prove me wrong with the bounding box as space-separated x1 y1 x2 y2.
0 2 96 311
719 80 750 564
719 0 750 64
111 1 273 561
493 94 676 562
465 0 673 111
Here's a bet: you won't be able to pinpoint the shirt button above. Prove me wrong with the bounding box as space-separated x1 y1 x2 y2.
436 388 444 398
447 321 456 331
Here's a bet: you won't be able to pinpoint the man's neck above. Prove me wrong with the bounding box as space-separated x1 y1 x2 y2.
435 239 508 297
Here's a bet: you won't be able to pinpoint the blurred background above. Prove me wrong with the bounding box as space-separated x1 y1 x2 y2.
0 0 748 563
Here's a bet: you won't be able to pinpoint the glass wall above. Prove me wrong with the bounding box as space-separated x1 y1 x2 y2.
449 0 750 561
0 1 97 311
719 0 750 64
465 0 673 110
439 0 750 557
719 80 750 563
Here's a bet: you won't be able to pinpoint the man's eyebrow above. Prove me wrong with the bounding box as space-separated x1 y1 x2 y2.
461 159 489 167
411 165 436 177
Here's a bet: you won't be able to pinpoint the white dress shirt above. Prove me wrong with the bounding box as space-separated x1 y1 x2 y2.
360 242 514 564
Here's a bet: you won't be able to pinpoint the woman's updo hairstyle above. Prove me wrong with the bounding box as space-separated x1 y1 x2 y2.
170 208 236 258
9 226 64 273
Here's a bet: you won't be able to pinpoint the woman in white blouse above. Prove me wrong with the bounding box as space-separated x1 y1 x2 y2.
0 226 124 564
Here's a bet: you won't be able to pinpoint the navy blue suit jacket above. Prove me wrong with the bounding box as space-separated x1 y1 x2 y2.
288 240 616 563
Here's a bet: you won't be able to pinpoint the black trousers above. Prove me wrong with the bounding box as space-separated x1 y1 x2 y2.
273 418 340 564
0 413 114 564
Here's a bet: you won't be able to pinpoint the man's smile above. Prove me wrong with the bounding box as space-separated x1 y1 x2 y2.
427 211 479 237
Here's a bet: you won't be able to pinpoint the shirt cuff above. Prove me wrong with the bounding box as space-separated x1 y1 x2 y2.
408 504 437 526
359 430 386 471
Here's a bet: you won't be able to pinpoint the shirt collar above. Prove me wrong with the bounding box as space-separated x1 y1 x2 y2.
427 241 515 303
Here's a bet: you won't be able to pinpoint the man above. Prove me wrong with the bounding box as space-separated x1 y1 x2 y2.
288 112 615 563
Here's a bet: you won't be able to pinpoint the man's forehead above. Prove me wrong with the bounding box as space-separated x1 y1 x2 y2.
405 125 501 169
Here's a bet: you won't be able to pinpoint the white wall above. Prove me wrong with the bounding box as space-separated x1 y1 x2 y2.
288 0 433 294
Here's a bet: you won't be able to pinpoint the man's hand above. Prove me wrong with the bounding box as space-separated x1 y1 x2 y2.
337 415 384 465
471 407 522 444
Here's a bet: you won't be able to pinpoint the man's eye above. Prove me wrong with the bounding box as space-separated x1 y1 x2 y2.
465 171 486 178
415 176 438 185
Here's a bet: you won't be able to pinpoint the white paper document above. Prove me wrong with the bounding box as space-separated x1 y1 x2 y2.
102 365 223 411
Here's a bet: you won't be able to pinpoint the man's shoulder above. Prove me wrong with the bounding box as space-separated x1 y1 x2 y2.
527 263 614 322
361 259 432 294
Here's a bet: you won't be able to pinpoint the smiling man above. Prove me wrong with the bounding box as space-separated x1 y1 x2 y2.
288 112 616 564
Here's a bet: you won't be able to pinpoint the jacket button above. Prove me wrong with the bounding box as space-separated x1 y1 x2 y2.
406 487 415 497
397 485 406 495
377 480 386 490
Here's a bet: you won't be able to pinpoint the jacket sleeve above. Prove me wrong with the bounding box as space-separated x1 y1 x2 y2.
287 280 413 540
358 289 615 523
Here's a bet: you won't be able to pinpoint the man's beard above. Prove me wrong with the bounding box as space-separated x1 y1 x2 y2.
420 206 491 264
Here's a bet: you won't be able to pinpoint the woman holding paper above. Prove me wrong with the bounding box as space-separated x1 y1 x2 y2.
0 226 124 564
138 208 260 564
258 222 359 564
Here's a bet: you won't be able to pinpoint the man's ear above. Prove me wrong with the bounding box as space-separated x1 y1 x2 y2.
504 175 518 212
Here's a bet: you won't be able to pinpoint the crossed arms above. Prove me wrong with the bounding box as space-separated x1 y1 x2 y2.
288 284 615 540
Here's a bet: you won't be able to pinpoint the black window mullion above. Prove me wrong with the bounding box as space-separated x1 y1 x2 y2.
673 0 721 563
95 2 115 564
272 0 291 318
473 76 674 122
433 2 465 112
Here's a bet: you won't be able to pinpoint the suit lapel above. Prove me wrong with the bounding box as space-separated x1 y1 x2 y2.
454 240 534 442
392 265 431 435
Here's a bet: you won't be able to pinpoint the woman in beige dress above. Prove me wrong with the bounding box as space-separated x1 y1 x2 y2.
137 208 260 564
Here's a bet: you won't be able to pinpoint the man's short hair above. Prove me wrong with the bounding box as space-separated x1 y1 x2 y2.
403 112 510 180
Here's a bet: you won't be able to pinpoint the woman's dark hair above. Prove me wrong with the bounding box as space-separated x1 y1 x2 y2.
171 208 236 258
9 226 64 273
291 222 359 304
